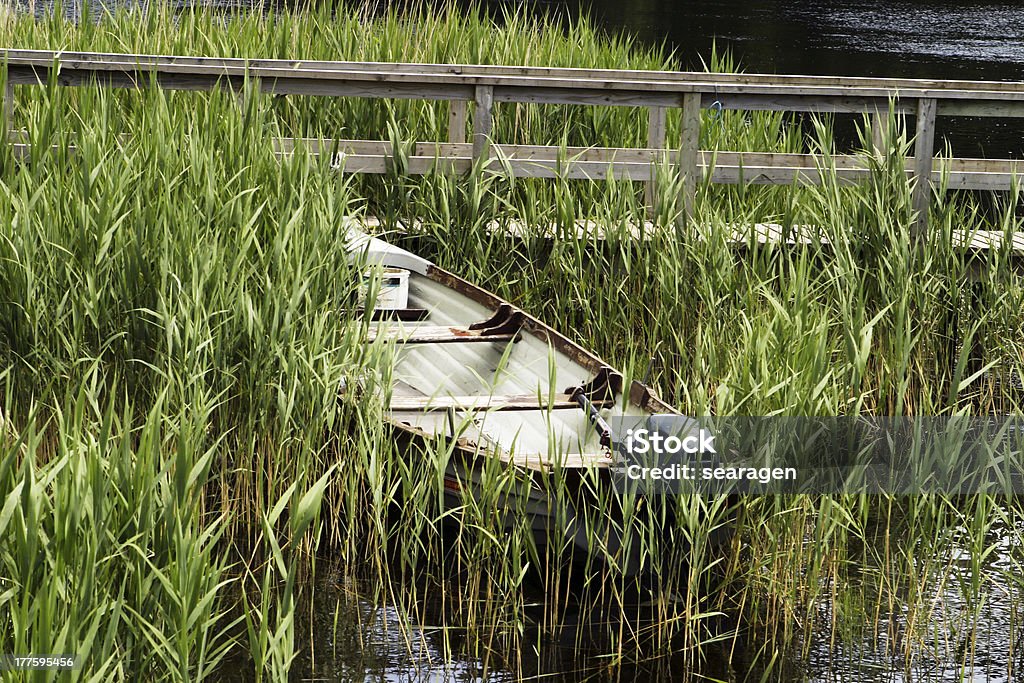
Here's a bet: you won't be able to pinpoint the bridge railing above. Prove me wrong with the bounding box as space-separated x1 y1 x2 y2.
5 48 1024 233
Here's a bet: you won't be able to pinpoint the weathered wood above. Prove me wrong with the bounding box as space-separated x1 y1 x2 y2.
912 98 938 238
508 451 613 471
2 80 11 137
11 143 33 159
645 106 667 212
871 112 888 157
352 215 1024 252
647 106 667 149
472 85 494 161
706 93 916 115
12 48 1024 98
18 133 1019 191
12 48 1024 205
273 137 1024 190
362 308 429 322
368 324 518 343
448 99 467 144
680 92 702 220
282 140 871 169
357 215 1024 252
12 49 1024 110
6 64 476 101
389 393 605 411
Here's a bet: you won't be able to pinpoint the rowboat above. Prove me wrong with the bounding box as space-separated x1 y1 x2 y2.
347 227 697 578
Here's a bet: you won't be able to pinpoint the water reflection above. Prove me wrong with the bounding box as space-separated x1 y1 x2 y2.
550 0 1024 81
268 519 1024 683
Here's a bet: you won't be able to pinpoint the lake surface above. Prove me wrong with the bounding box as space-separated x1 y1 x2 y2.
556 0 1024 81
268 527 1023 683
478 0 1024 158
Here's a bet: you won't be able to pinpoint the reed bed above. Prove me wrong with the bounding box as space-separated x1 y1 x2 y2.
1 3 1023 682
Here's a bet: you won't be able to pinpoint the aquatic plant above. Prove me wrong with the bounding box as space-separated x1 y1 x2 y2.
0 3 1022 681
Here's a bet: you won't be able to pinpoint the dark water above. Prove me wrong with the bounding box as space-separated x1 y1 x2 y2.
274 535 1023 683
562 0 1024 81
485 0 1024 158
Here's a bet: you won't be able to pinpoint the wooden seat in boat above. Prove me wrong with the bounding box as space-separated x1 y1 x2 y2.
367 325 520 343
360 308 429 322
389 393 612 412
367 303 526 344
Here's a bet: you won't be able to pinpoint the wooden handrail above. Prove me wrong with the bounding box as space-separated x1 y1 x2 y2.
6 48 1024 99
5 48 1024 235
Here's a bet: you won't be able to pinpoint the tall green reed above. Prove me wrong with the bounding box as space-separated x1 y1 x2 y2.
1 4 1023 681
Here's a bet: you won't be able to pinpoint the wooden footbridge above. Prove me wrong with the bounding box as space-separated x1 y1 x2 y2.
3 48 1024 243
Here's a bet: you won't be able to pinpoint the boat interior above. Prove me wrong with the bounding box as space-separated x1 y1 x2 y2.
350 231 656 470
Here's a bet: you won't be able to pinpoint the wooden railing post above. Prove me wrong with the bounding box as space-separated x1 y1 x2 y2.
871 110 889 157
472 86 493 161
680 92 702 222
912 98 937 238
235 73 253 112
645 106 667 215
3 79 11 139
449 99 467 145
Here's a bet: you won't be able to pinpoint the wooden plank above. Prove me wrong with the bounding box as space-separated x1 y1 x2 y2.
87 133 1018 191
13 50 1024 108
12 49 1024 96
645 106 667 213
448 99 467 144
508 451 613 470
17 52 1024 126
680 92 702 221
30 146 1024 190
356 215 1024 252
108 137 1024 174
913 98 937 239
2 80 11 138
708 93 916 115
647 106 667 150
389 393 602 411
7 64 476 101
6 55 1021 101
362 308 429 322
493 87 683 108
257 77 473 101
472 85 494 160
871 112 888 157
323 154 471 175
706 165 863 186
368 324 518 344
275 138 873 169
